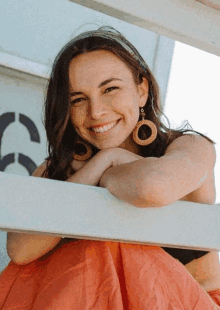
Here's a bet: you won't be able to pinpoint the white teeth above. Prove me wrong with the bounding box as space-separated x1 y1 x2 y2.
92 121 117 133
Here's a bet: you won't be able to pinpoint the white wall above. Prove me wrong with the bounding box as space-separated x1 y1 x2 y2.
0 0 174 107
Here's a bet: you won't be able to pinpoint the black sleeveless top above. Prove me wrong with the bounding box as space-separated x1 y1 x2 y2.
162 247 209 265
63 240 208 265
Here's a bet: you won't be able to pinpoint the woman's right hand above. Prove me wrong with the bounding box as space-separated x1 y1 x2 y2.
69 147 144 187
67 149 115 187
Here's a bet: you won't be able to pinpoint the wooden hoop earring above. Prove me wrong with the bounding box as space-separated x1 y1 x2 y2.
72 139 93 161
132 120 157 146
132 109 157 146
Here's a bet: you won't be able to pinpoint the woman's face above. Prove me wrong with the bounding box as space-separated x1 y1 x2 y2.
68 50 149 151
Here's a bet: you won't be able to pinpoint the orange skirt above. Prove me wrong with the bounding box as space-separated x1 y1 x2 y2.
208 289 220 307
0 239 218 309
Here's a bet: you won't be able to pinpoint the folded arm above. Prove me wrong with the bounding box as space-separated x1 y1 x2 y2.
100 134 216 208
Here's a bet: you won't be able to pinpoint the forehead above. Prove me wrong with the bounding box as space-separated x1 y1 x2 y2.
68 50 133 87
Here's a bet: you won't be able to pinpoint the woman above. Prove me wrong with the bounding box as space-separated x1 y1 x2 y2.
1 26 220 309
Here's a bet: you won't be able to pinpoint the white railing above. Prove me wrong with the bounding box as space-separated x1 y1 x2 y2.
0 172 219 251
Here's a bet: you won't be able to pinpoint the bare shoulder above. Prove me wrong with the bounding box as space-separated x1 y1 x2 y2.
165 134 216 167
32 160 50 178
166 134 216 204
157 134 216 205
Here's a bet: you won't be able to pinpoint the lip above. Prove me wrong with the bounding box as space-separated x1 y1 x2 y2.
88 119 120 129
89 119 121 135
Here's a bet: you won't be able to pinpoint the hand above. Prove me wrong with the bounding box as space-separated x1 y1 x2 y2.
67 149 115 187
71 147 143 173
110 147 144 166
99 148 144 187
69 147 144 187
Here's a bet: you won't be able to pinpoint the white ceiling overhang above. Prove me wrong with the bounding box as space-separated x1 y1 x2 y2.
197 0 220 11
69 0 220 57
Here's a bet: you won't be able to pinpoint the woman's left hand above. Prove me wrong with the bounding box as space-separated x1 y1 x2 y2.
99 147 143 188
111 147 144 166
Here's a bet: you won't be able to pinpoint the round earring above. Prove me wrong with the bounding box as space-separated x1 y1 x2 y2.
132 108 157 146
72 138 93 161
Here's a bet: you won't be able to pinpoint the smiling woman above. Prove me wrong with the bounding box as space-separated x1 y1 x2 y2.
1 26 220 309
68 50 147 151
42 27 215 182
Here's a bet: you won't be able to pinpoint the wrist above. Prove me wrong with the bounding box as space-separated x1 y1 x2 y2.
66 149 115 186
97 148 116 169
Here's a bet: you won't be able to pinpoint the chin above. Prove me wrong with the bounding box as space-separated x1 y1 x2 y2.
94 142 120 150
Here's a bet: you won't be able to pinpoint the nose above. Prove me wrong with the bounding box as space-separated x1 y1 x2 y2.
88 96 108 120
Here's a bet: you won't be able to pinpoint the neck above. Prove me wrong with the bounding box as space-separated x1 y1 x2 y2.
119 133 142 155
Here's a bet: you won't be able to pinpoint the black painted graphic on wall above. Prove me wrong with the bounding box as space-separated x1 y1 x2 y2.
0 112 41 175
19 114 40 143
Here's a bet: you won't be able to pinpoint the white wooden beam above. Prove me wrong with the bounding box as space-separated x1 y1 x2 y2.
0 52 50 82
0 172 219 251
69 0 220 57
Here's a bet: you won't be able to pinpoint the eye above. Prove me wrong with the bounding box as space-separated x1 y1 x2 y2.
70 98 85 105
104 87 119 94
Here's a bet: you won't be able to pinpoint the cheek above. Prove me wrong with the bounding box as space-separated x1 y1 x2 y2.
70 109 85 127
127 99 140 117
70 109 76 124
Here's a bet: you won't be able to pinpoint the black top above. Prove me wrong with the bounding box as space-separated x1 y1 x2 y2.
63 239 209 265
162 247 209 265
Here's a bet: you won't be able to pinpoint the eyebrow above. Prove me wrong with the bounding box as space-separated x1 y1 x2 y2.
70 78 122 97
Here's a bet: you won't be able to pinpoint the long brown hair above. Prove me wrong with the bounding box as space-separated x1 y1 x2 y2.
43 26 215 181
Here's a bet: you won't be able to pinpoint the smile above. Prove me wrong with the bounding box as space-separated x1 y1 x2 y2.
90 120 119 134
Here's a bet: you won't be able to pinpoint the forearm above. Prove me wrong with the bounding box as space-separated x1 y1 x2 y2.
100 157 162 208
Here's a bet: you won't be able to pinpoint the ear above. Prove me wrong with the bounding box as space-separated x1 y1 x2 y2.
137 77 149 108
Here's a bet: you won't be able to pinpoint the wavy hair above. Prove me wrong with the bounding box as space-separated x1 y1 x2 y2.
42 26 215 181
